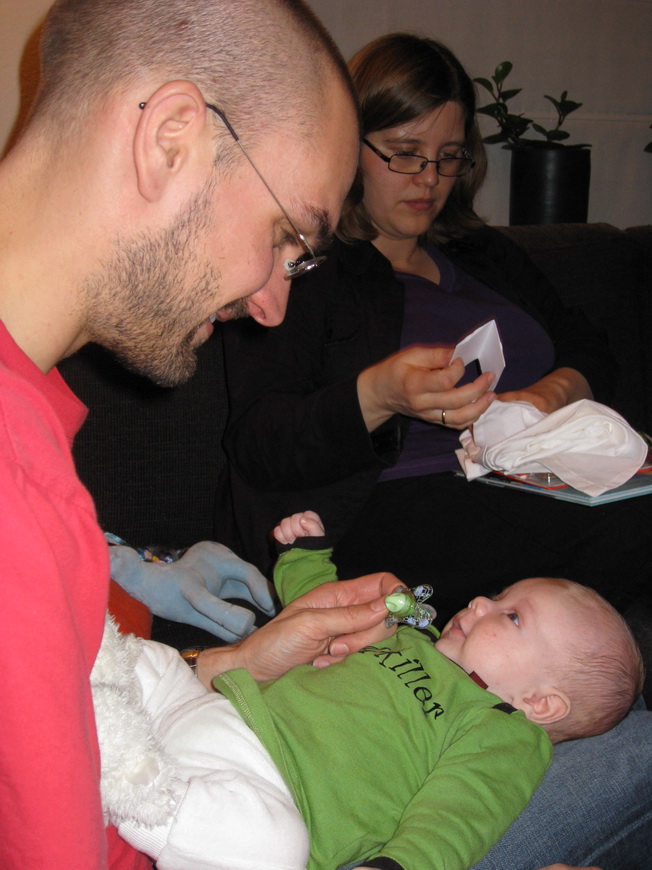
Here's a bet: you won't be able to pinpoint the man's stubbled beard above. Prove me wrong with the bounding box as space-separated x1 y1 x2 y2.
84 182 220 387
218 296 250 320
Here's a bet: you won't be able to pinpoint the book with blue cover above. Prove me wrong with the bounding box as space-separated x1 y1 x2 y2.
461 463 652 506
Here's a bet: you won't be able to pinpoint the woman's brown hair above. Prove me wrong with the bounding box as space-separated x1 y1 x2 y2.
338 32 487 245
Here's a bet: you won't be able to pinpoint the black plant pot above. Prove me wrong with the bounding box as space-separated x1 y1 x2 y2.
509 146 590 225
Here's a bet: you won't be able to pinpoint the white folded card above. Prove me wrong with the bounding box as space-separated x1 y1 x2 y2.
452 320 505 390
456 399 647 497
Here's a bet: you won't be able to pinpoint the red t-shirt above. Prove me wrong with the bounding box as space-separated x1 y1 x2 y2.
0 323 149 869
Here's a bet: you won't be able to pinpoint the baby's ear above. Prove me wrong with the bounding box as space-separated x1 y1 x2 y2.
523 688 571 726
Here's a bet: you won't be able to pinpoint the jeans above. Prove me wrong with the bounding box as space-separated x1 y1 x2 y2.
339 701 652 870
472 702 652 870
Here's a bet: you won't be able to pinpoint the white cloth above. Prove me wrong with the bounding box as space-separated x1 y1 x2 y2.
93 619 309 870
456 399 647 497
91 617 179 828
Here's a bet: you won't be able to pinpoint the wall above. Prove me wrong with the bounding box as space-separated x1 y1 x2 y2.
0 0 49 151
308 0 652 228
2 0 650 227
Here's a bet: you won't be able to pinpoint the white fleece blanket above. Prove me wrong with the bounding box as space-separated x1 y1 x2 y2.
91 616 179 828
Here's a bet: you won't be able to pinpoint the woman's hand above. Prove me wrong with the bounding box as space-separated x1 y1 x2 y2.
499 367 592 415
357 345 496 432
196 572 400 687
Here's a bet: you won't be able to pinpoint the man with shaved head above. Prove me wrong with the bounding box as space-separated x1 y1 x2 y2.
0 2 367 867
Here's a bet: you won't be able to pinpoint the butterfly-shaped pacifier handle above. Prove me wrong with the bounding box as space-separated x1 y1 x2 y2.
384 584 436 629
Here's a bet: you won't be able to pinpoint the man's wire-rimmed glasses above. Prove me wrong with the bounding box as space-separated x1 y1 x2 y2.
138 100 325 279
363 138 475 178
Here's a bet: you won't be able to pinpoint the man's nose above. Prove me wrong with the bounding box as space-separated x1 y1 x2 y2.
246 270 292 327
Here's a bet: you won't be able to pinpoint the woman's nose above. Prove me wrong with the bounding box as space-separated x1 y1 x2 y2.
415 161 440 186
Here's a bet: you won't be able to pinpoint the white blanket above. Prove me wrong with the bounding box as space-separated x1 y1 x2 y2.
456 399 647 497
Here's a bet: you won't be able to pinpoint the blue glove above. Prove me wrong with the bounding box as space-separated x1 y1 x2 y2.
109 541 276 643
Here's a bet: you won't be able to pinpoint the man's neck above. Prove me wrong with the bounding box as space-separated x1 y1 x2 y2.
0 141 93 372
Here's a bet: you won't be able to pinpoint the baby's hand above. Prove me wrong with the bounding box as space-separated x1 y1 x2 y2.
273 510 325 546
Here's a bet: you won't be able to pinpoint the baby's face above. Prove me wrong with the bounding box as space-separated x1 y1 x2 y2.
436 578 577 708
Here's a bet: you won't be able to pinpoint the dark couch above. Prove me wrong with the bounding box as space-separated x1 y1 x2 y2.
58 222 652 703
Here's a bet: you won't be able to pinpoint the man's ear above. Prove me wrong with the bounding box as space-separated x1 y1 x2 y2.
522 688 571 726
133 81 209 202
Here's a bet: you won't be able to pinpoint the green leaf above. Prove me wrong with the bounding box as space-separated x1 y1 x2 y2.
500 88 522 101
543 95 561 113
477 104 501 118
544 94 582 115
483 132 509 145
494 61 513 83
547 129 570 141
473 77 495 94
507 113 532 128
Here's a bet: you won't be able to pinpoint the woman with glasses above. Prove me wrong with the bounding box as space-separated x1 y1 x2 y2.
220 35 652 868
221 32 630 615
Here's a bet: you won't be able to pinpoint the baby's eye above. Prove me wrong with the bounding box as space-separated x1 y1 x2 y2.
507 612 519 625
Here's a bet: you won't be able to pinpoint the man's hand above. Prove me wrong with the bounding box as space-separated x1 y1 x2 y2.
109 542 275 642
196 572 401 686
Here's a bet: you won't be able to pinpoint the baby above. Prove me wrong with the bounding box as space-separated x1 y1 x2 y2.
95 511 643 870
273 510 644 746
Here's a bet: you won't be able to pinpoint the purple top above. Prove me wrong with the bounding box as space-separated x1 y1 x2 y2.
379 246 555 480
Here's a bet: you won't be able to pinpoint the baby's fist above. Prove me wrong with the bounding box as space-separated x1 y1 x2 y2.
273 510 325 546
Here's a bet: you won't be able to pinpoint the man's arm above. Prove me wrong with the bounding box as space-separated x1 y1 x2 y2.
196 570 398 687
0 458 108 869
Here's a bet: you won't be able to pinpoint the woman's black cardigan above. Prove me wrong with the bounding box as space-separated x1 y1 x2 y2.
217 226 612 569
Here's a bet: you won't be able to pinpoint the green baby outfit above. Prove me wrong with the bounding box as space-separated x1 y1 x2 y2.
215 546 552 870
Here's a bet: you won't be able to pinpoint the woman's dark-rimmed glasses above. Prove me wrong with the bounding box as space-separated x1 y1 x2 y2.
363 138 475 178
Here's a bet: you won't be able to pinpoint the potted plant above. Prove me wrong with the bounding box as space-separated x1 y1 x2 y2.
474 62 591 225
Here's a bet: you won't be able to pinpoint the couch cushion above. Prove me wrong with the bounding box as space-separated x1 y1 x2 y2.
59 332 228 549
498 223 651 433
